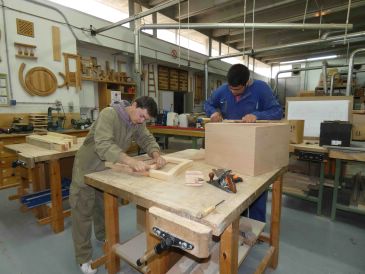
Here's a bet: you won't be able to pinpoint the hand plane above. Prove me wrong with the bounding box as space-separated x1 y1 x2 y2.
207 169 242 193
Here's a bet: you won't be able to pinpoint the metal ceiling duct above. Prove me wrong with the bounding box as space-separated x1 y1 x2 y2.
204 31 365 98
134 22 353 75
91 0 184 35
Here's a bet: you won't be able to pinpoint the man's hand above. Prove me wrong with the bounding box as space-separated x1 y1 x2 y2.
126 158 150 172
152 152 167 169
241 114 257 123
120 153 150 172
210 112 223 122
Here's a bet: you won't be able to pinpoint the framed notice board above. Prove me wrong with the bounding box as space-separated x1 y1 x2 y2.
286 96 353 138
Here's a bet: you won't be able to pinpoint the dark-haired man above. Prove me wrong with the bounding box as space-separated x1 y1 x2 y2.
204 64 282 223
70 96 165 274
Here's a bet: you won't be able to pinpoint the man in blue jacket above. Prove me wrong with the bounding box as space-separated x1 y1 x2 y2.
204 63 283 222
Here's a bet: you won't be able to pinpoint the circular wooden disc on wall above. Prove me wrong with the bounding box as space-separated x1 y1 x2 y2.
25 67 58 96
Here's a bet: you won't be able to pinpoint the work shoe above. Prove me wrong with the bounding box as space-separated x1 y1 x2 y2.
80 260 97 274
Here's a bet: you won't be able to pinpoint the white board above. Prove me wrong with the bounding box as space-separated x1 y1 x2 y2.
286 97 352 137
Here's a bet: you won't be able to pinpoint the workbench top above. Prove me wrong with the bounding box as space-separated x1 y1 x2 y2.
4 137 85 167
85 149 285 236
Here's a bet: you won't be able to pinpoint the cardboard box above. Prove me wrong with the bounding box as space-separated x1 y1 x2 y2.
288 120 304 144
352 113 365 140
205 123 290 176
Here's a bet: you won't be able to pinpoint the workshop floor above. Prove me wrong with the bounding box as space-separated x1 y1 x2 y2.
0 137 364 274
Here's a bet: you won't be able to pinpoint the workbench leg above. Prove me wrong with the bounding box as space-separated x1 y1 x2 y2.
317 161 325 216
192 137 197 149
104 192 120 274
219 217 239 274
270 175 283 269
33 163 49 219
49 160 64 233
331 159 342 220
146 210 182 274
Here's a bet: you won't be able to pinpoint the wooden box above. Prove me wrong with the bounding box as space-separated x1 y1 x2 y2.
205 123 290 176
288 120 304 144
352 113 365 141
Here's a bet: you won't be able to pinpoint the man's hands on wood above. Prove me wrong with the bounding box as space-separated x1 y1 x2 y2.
210 112 223 122
241 114 257 123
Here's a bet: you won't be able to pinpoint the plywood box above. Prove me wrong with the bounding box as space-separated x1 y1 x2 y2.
205 123 290 176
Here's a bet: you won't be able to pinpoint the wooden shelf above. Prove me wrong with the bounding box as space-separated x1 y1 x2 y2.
114 232 147 273
15 54 37 59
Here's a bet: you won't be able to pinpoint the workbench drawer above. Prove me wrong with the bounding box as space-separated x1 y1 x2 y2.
0 156 17 167
0 167 18 178
0 176 21 188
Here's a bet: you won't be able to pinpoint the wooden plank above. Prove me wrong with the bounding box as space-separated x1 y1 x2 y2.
47 131 77 144
219 217 239 274
113 232 147 273
149 206 212 258
26 135 69 151
52 26 61 61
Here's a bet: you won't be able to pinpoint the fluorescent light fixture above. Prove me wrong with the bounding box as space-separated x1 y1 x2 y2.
280 54 337 64
47 0 129 24
280 59 306 65
307 55 337 61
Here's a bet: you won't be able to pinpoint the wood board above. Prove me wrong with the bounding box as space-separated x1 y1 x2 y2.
106 156 193 181
52 26 61 61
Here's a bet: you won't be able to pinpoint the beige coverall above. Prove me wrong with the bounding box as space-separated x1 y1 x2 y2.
70 106 160 264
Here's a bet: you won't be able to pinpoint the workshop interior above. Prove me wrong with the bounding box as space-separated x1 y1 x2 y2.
0 1 364 274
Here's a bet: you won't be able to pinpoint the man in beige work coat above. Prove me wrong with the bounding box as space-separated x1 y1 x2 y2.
70 96 165 274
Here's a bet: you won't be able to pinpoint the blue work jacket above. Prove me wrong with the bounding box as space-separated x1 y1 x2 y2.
204 80 283 120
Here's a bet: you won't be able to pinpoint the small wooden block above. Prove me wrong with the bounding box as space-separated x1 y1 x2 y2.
149 206 212 258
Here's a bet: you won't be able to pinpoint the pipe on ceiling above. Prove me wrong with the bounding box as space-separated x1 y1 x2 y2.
92 0 183 35
204 31 365 98
135 22 354 97
346 48 365 95
142 23 352 30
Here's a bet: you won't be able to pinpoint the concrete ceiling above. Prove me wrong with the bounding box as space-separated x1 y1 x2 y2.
103 0 365 64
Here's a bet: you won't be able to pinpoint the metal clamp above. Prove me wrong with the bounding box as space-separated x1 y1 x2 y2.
152 227 194 251
12 160 27 168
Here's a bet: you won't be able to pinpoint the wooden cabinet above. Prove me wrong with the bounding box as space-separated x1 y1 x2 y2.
158 65 188 92
98 81 136 111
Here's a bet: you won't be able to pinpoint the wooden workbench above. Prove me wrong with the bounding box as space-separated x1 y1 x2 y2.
85 149 286 274
147 125 205 149
5 138 85 233
327 146 365 220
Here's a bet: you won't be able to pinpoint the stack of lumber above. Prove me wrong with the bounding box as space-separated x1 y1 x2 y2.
29 114 48 132
26 132 77 152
